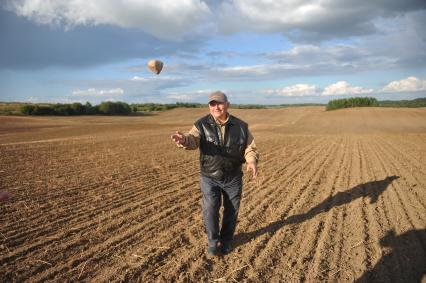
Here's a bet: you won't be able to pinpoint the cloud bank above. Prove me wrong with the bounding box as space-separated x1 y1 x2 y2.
2 0 424 73
5 0 211 40
218 0 426 41
264 84 318 97
382 77 426 93
1 1 425 104
322 81 374 96
256 77 423 98
72 87 124 97
5 0 426 42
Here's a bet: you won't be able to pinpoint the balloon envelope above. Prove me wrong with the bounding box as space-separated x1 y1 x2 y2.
147 59 163 75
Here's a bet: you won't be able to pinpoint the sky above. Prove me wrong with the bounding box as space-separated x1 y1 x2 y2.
1 0 426 105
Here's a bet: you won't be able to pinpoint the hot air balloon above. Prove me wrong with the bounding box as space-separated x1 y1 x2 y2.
147 59 163 75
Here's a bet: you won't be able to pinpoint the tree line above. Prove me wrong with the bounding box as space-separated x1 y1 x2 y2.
326 97 379 111
17 101 268 115
134 102 204 112
18 102 209 115
1 97 424 115
378 97 426 108
21 102 132 115
326 97 426 111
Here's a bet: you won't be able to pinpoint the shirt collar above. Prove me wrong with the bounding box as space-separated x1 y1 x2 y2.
213 113 229 126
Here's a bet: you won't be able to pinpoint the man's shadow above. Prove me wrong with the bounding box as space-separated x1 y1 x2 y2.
234 175 399 248
355 228 426 282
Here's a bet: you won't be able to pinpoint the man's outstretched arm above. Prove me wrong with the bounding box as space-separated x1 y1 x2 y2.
171 126 200 150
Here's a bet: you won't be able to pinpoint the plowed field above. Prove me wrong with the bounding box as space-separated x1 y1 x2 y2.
1 107 425 282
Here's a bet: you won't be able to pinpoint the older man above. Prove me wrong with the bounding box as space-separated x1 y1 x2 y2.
171 91 259 256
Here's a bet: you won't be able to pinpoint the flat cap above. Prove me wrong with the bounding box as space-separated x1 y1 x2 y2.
208 91 228 103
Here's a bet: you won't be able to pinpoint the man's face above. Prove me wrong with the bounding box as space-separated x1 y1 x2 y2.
209 101 229 120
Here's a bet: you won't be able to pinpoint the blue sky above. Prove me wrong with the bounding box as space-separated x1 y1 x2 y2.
1 0 426 104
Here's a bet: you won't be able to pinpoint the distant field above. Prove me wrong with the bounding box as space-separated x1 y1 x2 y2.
1 97 425 116
1 107 425 282
0 102 26 115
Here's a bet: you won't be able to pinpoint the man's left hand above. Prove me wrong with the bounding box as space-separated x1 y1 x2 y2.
246 162 258 180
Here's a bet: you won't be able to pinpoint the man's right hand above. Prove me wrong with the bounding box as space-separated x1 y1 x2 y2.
171 131 186 145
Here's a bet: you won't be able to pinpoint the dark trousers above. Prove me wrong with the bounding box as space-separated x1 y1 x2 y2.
200 173 243 247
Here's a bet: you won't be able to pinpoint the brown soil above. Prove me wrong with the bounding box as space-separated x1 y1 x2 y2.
0 107 425 282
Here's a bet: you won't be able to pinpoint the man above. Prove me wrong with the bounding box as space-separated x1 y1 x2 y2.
171 91 259 257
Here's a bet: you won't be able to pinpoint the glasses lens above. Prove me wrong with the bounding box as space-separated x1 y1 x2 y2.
209 101 218 106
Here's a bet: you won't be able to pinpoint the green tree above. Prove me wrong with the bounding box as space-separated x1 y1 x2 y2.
98 101 131 115
326 97 379 111
21 104 35 115
71 102 84 115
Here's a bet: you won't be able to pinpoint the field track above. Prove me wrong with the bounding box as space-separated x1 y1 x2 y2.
1 107 425 282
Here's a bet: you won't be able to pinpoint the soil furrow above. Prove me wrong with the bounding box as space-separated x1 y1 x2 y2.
237 137 343 281
1 108 425 282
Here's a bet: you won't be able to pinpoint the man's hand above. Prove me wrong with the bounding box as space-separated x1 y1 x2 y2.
171 131 186 145
246 161 258 180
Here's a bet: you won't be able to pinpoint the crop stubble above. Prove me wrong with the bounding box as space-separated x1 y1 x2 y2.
0 107 425 282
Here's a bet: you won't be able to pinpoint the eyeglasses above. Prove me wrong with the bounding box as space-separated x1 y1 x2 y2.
209 101 224 107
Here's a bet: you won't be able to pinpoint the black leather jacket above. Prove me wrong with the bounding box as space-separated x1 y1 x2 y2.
195 114 248 180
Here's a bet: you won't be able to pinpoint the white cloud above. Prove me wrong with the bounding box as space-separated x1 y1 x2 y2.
27 96 39 103
72 87 124 97
211 62 312 81
322 81 374 96
165 89 212 102
220 1 327 32
218 0 426 41
166 94 192 100
7 0 425 43
265 84 319 97
269 44 369 64
130 75 188 88
382 77 426 93
207 43 397 81
5 0 211 40
131 76 149 82
220 65 272 76
131 75 183 81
